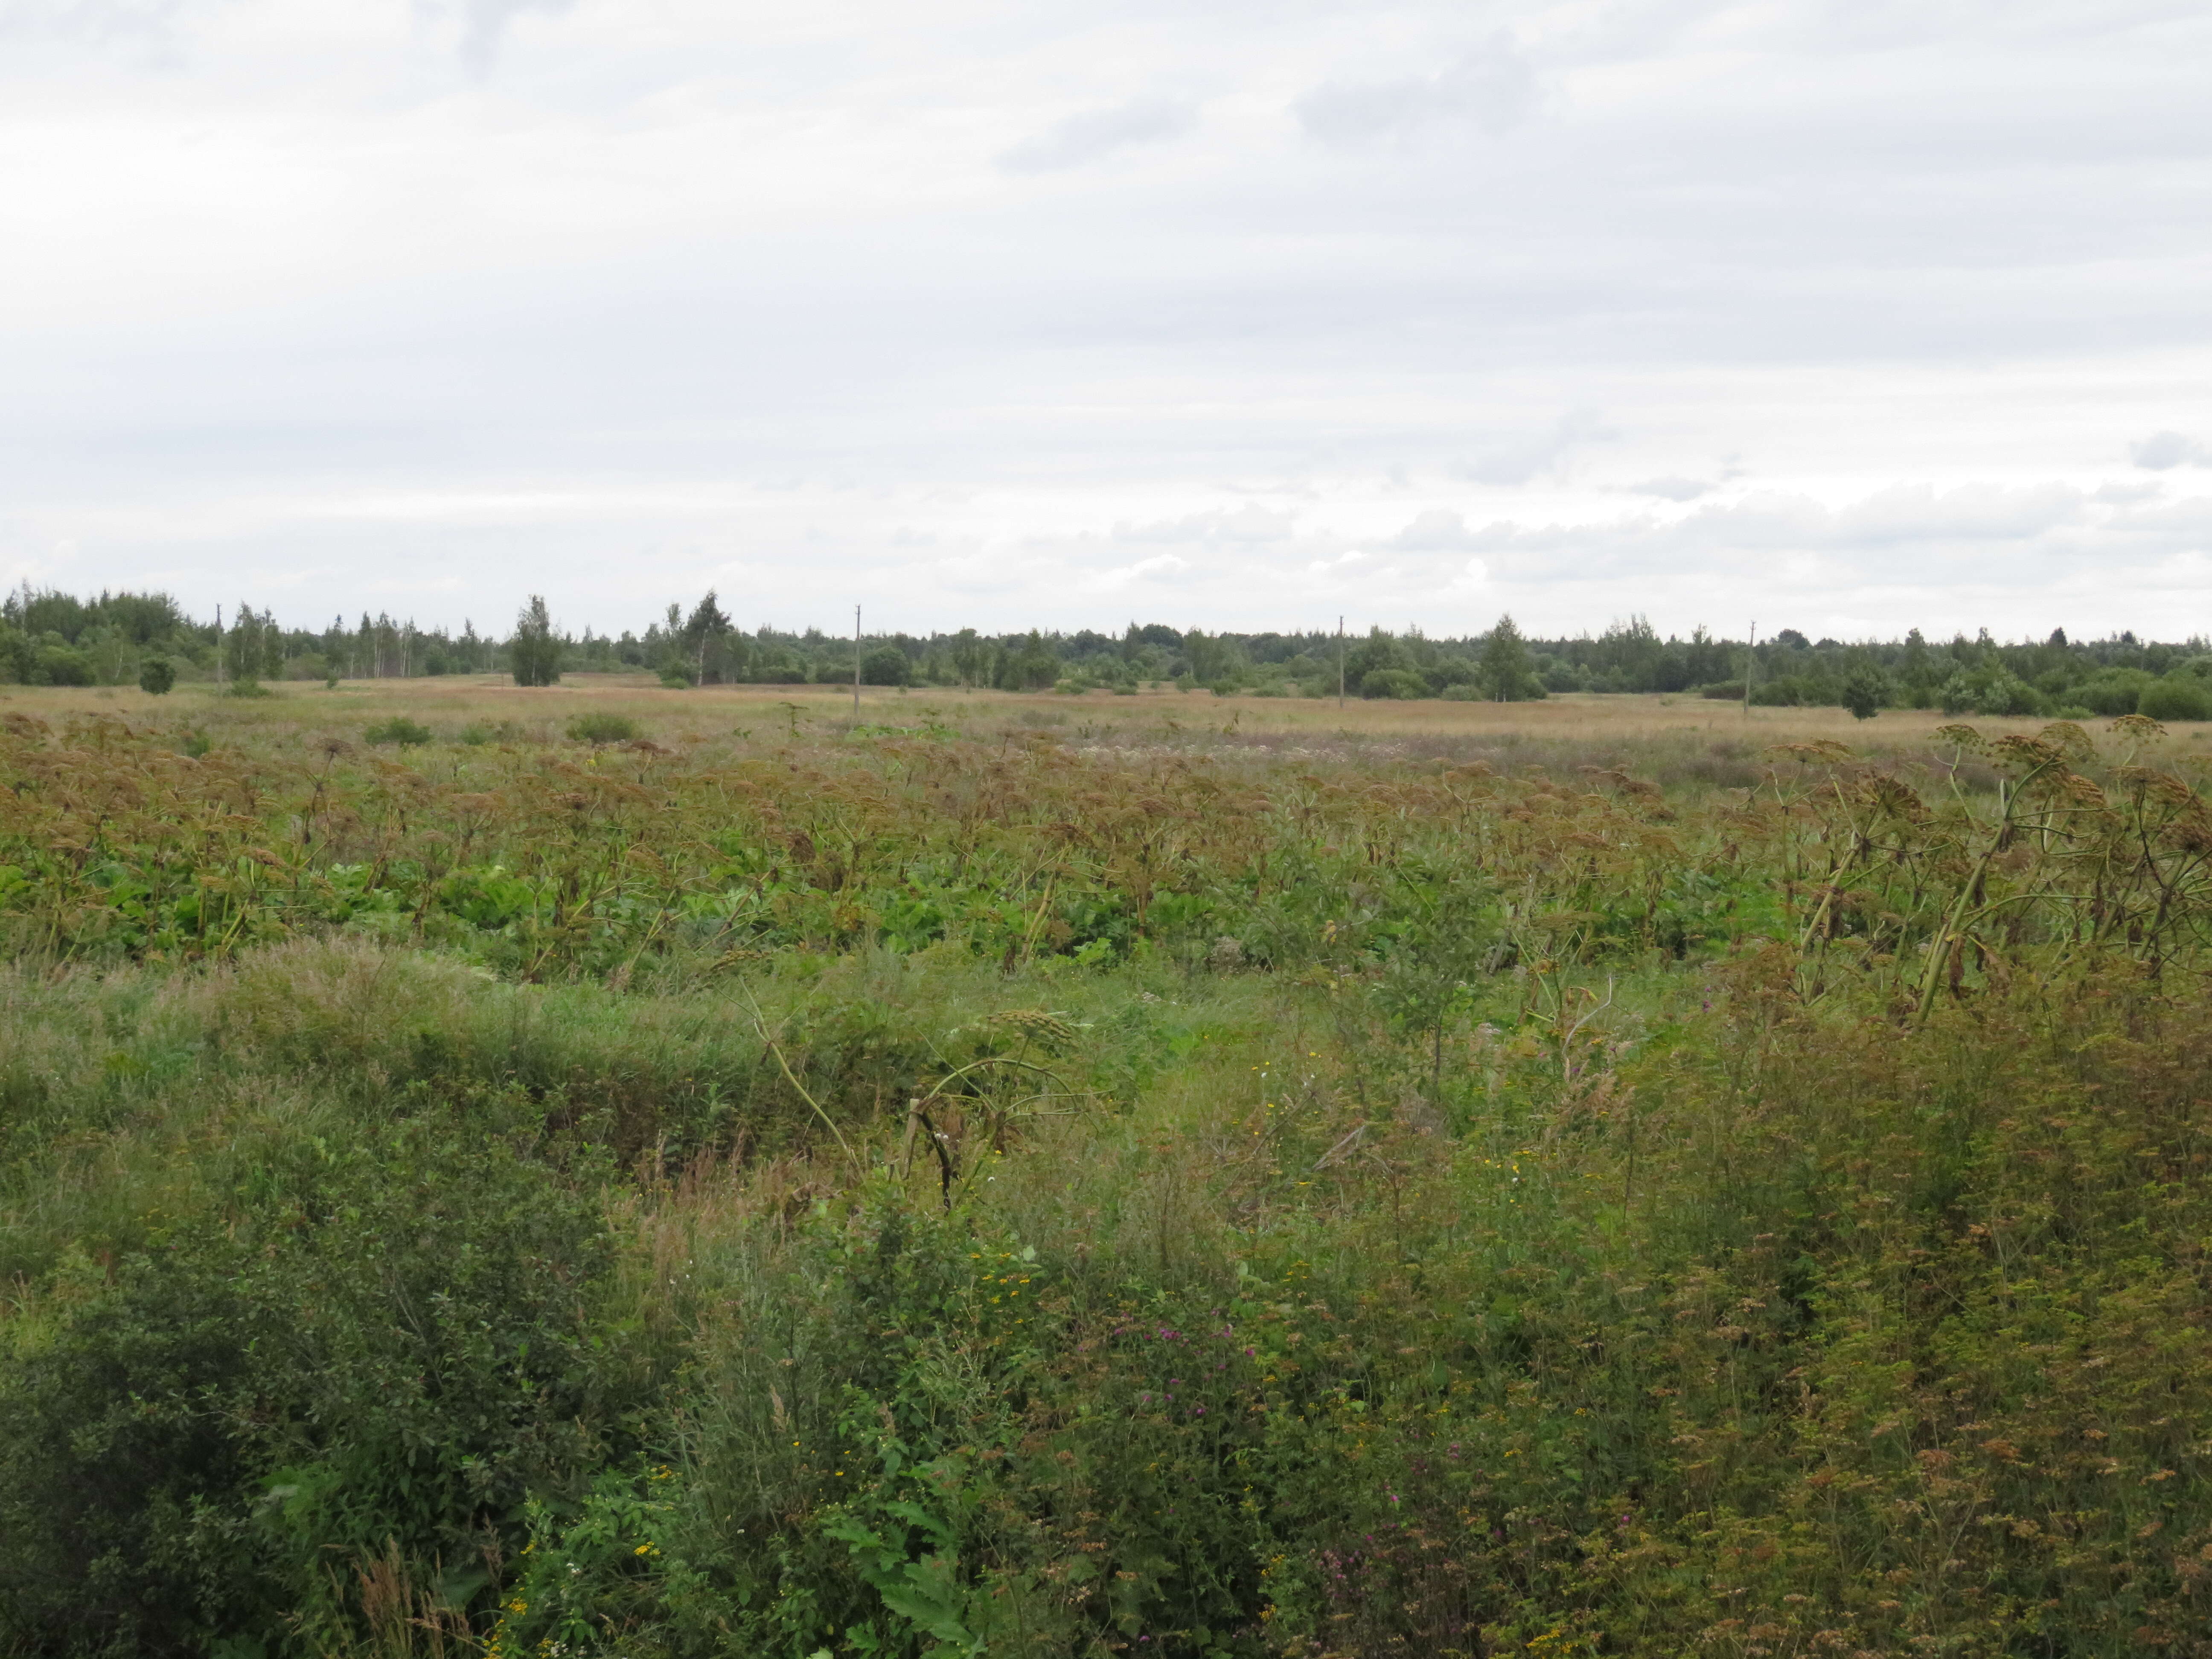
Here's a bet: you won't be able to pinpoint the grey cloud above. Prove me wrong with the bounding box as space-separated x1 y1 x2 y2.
1624 477 1714 502
1295 33 1534 143
0 0 179 44
1457 410 1617 487
2131 431 2212 469
2093 480 2163 504
1458 483 2109 582
1391 508 1478 549
446 0 572 77
1000 99 1198 173
1113 504 1294 543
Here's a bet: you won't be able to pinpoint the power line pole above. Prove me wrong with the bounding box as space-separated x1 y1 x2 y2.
853 605 862 720
1743 621 1756 719
1336 615 1345 709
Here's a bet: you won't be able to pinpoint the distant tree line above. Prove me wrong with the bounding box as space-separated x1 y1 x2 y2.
3 583 2208 719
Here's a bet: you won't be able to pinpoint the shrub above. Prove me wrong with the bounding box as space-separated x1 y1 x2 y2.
224 678 272 699
35 646 97 687
1359 667 1428 700
1841 664 1887 719
362 716 433 746
2074 668 2154 716
860 646 911 687
509 595 562 687
658 662 698 689
137 657 175 696
566 712 640 745
0 1113 631 1656
2138 674 2212 723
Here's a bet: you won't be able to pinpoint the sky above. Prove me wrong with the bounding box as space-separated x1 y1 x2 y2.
2 0 2210 643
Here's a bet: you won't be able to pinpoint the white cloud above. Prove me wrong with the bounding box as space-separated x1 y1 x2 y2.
1295 33 1536 143
1456 410 1618 487
2132 431 2212 470
1113 505 1295 543
1391 508 1478 549
3 2 2212 638
1623 477 1714 502
1000 99 1197 172
1091 552 1189 588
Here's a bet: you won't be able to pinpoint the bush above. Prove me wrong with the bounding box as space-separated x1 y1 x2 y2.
2074 668 2155 716
1359 667 1428 700
35 646 97 687
137 657 175 696
1938 667 2047 717
566 712 640 745
224 678 272 699
2137 675 2212 723
860 646 911 687
1841 664 1887 720
658 662 698 689
0 1113 631 1656
362 716 433 747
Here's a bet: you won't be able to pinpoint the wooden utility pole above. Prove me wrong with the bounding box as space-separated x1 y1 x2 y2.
215 605 224 687
1336 615 1345 708
853 605 862 719
1743 621 1756 719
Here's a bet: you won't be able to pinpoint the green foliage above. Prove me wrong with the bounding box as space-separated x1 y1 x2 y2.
1939 662 2048 716
1359 667 1427 699
2076 666 2156 715
1840 662 1886 718
0 1104 635 1657
2139 673 2212 722
1479 612 1540 701
510 594 562 687
363 715 434 746
6 704 2212 1658
567 711 642 745
659 661 699 688
861 645 911 687
221 602 286 688
137 656 176 696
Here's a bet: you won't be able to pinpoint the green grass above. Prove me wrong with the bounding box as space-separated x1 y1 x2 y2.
3 700 2211 1657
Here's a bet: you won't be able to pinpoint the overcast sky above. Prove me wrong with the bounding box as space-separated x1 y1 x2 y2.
3 0 2209 642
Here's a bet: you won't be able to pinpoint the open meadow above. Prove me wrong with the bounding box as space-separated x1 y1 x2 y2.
5 676 2212 1659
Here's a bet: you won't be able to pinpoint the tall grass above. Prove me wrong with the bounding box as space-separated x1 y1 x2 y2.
3 697 2211 1656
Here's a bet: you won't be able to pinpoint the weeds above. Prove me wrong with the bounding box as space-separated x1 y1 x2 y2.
3 698 2211 1657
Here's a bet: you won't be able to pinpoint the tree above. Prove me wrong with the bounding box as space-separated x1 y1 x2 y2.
221 604 284 687
1841 664 1886 720
948 629 986 688
1480 614 1534 701
861 645 911 687
682 591 734 682
510 595 562 687
137 656 175 696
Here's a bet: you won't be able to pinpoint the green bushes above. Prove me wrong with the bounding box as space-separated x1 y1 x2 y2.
566 711 641 744
0 1106 635 1658
861 645 911 686
137 656 176 695
1358 667 1427 699
6 707 2212 1656
2139 674 2212 722
2075 666 2156 715
363 715 433 746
